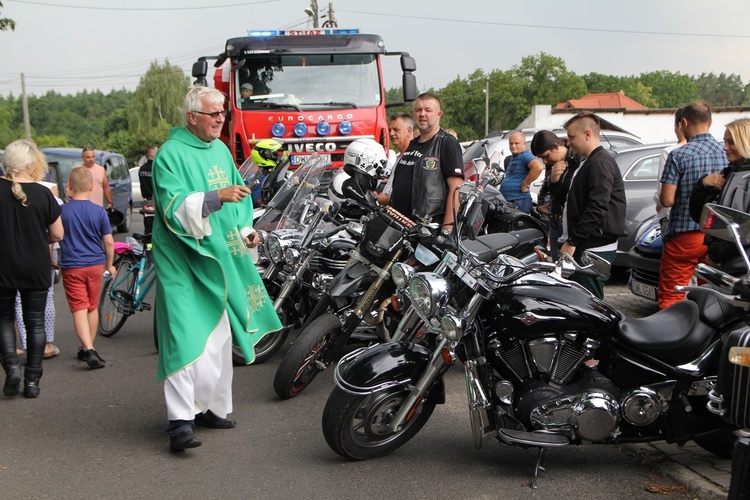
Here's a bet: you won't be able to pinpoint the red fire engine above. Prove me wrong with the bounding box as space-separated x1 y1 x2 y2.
191 29 417 168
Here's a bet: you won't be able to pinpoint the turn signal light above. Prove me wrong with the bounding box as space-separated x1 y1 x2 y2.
728 346 750 367
440 348 454 366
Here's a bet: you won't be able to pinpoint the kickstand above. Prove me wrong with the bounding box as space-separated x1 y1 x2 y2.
531 447 546 489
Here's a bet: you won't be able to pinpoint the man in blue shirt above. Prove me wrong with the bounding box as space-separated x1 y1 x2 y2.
658 101 727 309
500 131 543 214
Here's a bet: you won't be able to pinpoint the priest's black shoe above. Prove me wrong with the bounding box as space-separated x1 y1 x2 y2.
195 410 236 429
169 429 202 452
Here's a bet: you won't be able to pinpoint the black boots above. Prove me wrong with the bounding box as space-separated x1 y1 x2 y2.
2 354 21 397
23 366 42 399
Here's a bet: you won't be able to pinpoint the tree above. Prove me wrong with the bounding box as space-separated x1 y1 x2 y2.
694 72 745 107
581 73 658 108
638 70 698 108
0 1 16 31
510 53 587 113
129 60 189 136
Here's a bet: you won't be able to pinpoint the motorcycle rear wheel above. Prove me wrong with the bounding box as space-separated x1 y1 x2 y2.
273 314 341 399
322 386 436 460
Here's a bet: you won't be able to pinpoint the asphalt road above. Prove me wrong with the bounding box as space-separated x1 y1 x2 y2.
1 218 689 499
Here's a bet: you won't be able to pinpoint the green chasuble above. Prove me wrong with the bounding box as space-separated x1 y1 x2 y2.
152 127 282 380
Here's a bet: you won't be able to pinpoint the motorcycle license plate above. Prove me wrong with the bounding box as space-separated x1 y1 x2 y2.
291 154 331 166
630 278 657 301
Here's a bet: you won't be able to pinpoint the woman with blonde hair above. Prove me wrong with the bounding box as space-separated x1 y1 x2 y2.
0 139 64 398
689 117 750 274
14 145 63 359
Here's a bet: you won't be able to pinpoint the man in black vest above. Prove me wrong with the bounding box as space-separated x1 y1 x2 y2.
380 93 464 232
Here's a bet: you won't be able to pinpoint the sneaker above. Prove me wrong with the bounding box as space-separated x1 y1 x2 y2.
77 348 86 361
85 349 105 370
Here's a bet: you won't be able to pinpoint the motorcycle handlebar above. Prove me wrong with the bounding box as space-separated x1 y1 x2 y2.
694 263 740 290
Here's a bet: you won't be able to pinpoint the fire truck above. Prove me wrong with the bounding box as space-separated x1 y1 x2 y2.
191 28 417 169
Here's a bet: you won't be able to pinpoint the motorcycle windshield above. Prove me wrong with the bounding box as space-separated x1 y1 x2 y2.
255 153 331 231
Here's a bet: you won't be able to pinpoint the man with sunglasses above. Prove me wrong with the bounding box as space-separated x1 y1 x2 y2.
151 86 282 453
560 112 627 299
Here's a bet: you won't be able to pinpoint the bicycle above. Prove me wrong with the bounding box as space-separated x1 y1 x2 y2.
98 227 156 337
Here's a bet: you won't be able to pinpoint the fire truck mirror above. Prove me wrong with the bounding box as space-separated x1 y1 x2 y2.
400 55 416 73
192 60 208 80
403 73 417 103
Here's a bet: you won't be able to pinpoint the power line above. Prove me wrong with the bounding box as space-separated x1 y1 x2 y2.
340 10 750 40
8 0 279 11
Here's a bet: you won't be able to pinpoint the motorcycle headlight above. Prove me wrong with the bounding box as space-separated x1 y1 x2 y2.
409 272 451 318
266 234 284 263
284 247 301 266
440 314 463 341
391 263 415 290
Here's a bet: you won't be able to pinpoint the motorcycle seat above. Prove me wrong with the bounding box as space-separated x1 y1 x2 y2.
616 300 716 364
466 229 544 263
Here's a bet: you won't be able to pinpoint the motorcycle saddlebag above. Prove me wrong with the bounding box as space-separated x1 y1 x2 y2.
717 329 750 428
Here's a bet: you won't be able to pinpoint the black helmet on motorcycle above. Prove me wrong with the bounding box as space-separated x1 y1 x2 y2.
252 139 287 171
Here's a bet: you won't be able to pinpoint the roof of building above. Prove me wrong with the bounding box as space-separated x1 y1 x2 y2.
556 91 646 110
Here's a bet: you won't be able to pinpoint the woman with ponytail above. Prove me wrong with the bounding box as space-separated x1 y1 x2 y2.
0 139 64 398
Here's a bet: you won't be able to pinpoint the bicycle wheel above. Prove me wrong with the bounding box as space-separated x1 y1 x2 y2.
98 254 137 337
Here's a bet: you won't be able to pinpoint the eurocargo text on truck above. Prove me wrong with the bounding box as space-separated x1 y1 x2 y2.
191 28 417 174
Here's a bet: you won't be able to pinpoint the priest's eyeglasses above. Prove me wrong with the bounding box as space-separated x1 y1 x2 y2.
192 110 228 119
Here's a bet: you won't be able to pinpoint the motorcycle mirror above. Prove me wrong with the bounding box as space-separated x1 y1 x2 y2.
580 251 611 277
700 203 750 272
700 203 750 245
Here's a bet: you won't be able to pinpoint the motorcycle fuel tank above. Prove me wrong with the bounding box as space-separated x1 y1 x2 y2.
488 281 620 338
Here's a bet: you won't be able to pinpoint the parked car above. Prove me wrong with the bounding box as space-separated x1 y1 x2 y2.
627 213 662 301
130 166 143 207
41 147 133 233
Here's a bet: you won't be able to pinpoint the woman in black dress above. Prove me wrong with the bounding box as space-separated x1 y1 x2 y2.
1 140 64 398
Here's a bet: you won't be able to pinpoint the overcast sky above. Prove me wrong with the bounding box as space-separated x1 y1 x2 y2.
1 0 749 99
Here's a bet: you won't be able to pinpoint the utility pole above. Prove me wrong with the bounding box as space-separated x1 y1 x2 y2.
310 0 319 28
21 73 31 140
484 78 490 137
322 2 337 28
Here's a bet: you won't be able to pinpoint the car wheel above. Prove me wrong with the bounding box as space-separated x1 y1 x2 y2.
117 203 132 233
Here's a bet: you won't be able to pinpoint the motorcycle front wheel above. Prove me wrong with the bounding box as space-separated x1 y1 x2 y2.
322 386 436 460
273 314 341 399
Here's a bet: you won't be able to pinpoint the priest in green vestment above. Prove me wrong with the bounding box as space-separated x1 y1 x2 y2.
152 86 282 452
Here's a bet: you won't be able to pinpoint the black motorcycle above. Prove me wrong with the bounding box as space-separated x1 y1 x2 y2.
273 164 547 400
322 181 745 488
701 204 750 499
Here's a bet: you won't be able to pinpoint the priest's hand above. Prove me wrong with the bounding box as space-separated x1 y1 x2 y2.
244 231 260 248
219 185 252 203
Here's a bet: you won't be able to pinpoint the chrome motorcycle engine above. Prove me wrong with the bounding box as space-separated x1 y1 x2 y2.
528 391 620 442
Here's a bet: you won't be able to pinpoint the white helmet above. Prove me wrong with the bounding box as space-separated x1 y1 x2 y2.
343 138 387 179
327 169 350 205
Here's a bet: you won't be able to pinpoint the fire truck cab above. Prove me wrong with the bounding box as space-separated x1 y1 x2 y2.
191 29 417 170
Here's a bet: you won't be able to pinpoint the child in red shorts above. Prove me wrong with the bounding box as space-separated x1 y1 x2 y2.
60 167 116 369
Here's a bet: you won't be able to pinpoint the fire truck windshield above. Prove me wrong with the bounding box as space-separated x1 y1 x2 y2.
235 53 380 110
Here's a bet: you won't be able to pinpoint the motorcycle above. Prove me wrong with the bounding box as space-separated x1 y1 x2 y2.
272 162 547 400
235 154 355 365
701 204 750 499
322 177 745 488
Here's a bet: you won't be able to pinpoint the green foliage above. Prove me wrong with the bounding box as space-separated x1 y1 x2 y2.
695 72 745 107
129 60 190 136
0 1 16 31
638 70 698 108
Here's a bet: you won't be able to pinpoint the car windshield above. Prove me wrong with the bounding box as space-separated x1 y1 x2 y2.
236 54 381 109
